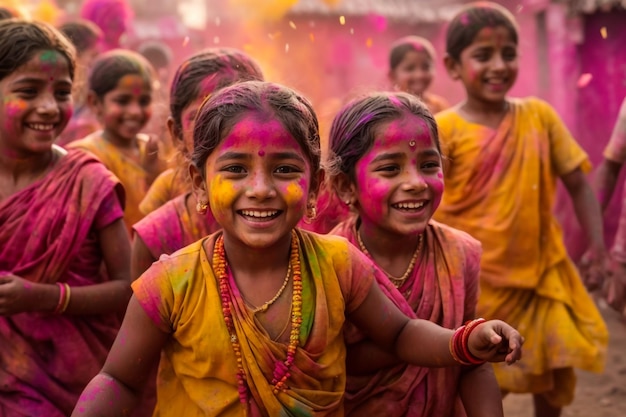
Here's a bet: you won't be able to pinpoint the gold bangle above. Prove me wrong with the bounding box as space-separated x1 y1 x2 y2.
59 283 71 314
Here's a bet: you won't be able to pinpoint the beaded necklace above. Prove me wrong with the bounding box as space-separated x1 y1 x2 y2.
357 230 423 288
213 230 303 408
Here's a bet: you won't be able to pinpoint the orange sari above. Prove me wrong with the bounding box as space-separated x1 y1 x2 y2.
434 97 608 406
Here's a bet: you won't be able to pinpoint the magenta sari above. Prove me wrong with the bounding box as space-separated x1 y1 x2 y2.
0 149 125 416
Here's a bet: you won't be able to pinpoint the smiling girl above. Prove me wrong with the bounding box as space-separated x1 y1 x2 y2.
327 92 502 417
69 49 165 231
0 20 131 416
434 3 608 416
72 81 523 417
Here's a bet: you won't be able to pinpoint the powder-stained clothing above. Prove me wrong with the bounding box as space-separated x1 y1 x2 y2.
69 131 152 232
331 217 481 417
132 230 376 416
603 97 626 263
133 192 219 260
0 150 124 416
139 167 189 216
433 97 608 406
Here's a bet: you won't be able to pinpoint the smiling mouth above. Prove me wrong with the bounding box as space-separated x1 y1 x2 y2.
238 209 281 220
392 201 426 210
25 123 56 131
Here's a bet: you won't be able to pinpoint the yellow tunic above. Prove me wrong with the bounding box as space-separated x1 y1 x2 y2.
132 230 375 416
434 97 608 406
139 167 189 215
69 132 150 232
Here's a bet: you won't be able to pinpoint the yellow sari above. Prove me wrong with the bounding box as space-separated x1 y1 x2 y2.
434 97 608 406
69 131 150 232
132 230 375 416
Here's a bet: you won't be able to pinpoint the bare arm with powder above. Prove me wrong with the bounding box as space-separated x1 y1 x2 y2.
71 296 168 416
131 235 158 281
594 97 626 211
0 218 131 315
562 167 608 290
348 283 523 368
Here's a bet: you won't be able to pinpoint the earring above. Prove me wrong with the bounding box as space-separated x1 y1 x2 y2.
196 201 208 214
303 203 317 224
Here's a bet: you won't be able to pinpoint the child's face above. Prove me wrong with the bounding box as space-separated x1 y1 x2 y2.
200 111 314 249
450 25 518 104
352 114 443 237
96 74 152 142
390 49 434 96
0 50 73 155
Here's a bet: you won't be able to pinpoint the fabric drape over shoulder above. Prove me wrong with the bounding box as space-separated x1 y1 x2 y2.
0 149 125 416
132 230 376 417
139 167 189 215
331 217 481 417
69 131 151 231
133 193 220 260
434 98 607 405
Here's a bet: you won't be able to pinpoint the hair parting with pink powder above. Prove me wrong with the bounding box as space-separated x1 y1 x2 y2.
327 91 440 182
169 48 264 140
191 81 321 189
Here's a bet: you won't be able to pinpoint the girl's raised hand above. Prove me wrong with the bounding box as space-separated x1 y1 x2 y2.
467 320 524 365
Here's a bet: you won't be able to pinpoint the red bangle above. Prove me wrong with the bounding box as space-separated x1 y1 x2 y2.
461 318 487 365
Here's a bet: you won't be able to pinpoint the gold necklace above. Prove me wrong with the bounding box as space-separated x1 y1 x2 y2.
246 263 292 313
357 231 423 288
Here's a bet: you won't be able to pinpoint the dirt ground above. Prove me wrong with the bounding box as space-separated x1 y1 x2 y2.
503 300 626 417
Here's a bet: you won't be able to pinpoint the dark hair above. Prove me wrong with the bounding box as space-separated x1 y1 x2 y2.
88 49 155 99
0 19 76 82
58 19 102 55
389 36 436 70
0 6 19 20
446 1 519 61
327 92 440 181
192 81 321 188
138 41 172 70
170 48 264 140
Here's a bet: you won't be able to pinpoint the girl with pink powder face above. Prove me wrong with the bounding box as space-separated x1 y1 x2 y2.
388 36 450 114
0 20 131 415
327 92 503 417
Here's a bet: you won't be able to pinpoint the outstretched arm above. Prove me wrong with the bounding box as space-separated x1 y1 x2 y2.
71 296 168 417
348 283 523 368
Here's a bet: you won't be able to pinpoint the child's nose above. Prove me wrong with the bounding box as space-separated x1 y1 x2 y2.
245 171 277 200
36 93 60 116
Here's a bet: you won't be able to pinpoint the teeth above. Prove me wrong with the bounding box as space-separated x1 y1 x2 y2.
394 202 424 209
27 124 54 131
241 210 278 218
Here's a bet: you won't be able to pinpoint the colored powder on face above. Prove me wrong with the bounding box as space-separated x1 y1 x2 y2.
38 50 59 73
209 174 238 216
258 150 265 156
284 181 305 207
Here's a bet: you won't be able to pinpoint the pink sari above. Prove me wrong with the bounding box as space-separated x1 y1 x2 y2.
0 150 124 416
331 216 481 417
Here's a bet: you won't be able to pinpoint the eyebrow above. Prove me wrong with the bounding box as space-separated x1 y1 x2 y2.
12 77 71 85
371 152 405 163
371 149 440 163
216 151 249 162
267 151 306 162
